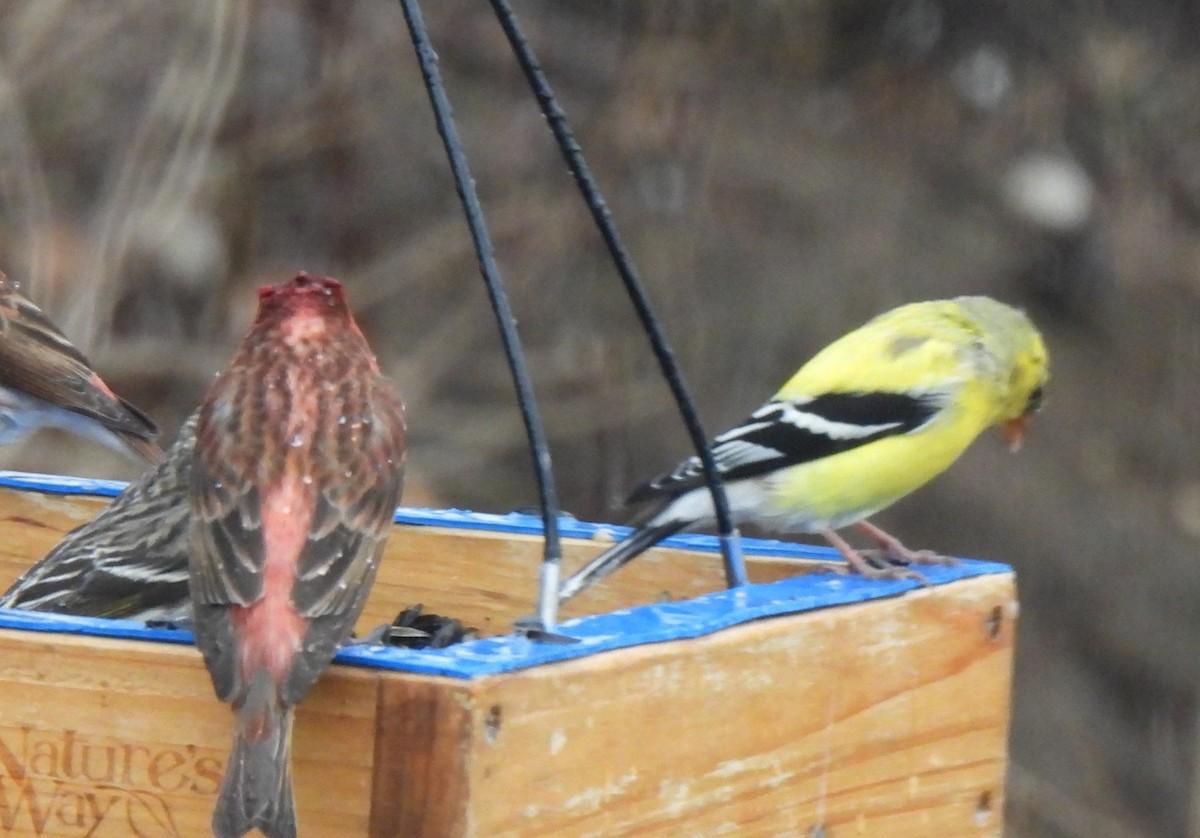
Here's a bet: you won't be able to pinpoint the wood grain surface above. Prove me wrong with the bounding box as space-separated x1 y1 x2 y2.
0 484 1014 836
0 484 820 634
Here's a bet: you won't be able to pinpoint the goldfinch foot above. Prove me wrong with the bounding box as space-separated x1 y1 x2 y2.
821 528 931 585
854 521 959 567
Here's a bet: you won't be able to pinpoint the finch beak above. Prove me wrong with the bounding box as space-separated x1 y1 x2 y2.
1000 415 1030 452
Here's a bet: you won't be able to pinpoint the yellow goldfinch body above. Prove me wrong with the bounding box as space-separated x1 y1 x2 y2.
559 296 1048 603
767 298 1042 527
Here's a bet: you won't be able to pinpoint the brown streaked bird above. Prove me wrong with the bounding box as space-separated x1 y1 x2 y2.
0 412 197 620
190 273 406 838
0 412 447 642
0 271 162 463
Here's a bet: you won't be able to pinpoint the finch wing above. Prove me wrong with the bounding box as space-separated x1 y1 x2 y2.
1 414 196 619
293 379 406 619
189 378 267 610
285 379 406 702
188 376 272 704
627 392 945 504
0 284 158 440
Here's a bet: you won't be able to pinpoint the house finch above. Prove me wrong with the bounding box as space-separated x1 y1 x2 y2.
0 272 162 462
190 273 406 838
0 412 196 620
0 421 472 645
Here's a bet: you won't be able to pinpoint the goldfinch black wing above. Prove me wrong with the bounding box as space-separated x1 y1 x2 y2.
626 392 945 505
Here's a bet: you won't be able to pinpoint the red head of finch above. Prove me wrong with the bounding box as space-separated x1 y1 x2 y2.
190 273 406 838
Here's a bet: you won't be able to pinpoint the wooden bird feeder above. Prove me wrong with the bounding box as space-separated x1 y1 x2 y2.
0 472 1014 837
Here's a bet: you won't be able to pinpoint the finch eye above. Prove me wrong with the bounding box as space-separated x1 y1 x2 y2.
1026 386 1045 413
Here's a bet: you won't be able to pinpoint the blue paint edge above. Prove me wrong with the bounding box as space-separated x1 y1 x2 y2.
0 470 1012 679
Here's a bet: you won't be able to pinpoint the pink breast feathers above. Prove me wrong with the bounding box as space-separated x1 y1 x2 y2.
230 474 313 700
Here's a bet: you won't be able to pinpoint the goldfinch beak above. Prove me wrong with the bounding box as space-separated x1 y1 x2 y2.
1000 415 1030 452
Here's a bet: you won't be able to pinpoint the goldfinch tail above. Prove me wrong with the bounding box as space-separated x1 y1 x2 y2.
559 521 687 605
213 701 297 838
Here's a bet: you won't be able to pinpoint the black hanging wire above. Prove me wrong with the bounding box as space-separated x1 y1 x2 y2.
486 0 748 591
399 0 566 634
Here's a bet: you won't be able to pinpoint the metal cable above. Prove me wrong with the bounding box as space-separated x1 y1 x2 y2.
487 0 747 589
400 0 565 631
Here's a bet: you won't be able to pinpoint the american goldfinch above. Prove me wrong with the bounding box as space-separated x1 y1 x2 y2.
190 273 405 838
0 412 196 621
558 296 1048 605
0 271 162 463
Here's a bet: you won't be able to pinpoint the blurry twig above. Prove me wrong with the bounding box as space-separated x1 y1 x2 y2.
3 2 146 89
0 73 54 296
77 0 249 351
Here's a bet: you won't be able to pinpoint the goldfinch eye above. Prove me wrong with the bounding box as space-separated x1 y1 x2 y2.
1026 386 1045 413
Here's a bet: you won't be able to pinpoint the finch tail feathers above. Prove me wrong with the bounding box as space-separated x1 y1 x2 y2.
112 395 164 463
116 432 165 464
558 520 688 605
213 675 297 838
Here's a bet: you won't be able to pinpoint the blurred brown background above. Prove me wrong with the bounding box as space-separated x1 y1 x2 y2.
0 1 1196 835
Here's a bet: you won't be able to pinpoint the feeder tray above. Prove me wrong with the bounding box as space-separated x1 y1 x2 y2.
0 472 1013 837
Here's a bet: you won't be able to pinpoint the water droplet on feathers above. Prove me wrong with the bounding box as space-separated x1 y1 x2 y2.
291 434 303 447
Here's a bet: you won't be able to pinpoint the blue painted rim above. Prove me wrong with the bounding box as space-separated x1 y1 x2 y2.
0 470 1011 679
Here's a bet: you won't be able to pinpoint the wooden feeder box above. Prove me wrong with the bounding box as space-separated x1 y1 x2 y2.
0 472 1015 837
